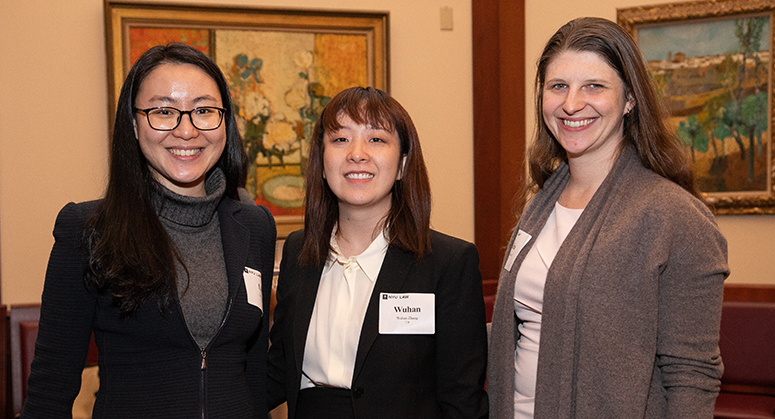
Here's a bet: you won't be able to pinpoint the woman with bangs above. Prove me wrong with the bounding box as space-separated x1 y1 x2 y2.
267 86 489 419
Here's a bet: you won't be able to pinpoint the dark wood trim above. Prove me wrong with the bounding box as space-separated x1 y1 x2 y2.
720 383 775 396
484 283 775 302
472 0 526 293
723 284 775 302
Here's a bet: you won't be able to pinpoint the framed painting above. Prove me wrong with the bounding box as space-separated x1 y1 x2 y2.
618 0 775 214
104 1 389 236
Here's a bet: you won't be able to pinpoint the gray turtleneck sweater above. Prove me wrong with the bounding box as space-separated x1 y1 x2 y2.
154 169 228 349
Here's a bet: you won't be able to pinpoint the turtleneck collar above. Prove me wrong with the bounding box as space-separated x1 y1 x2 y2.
153 168 226 228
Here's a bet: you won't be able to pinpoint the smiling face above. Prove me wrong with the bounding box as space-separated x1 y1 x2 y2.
323 113 404 219
542 50 634 165
133 62 226 197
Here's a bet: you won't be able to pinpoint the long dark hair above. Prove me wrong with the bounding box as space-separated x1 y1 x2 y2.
84 43 245 315
299 87 432 266
529 17 699 198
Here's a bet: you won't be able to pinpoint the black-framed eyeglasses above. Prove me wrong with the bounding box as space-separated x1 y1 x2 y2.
133 106 226 131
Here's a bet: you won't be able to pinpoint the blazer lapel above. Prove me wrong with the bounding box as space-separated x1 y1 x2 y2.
292 264 325 378
218 198 250 297
351 245 415 382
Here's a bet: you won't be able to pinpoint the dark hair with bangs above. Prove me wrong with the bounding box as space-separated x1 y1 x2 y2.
84 42 246 316
528 17 699 198
299 86 432 266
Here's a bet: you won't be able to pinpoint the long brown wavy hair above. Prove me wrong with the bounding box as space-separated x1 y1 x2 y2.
528 17 699 199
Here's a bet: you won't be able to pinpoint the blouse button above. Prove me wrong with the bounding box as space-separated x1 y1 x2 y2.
353 387 364 398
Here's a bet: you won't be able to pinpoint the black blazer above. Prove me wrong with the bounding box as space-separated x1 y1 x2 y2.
268 230 489 419
23 198 275 418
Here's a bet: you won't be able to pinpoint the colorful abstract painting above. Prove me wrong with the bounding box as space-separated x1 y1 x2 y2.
216 30 368 215
128 28 210 65
105 3 388 226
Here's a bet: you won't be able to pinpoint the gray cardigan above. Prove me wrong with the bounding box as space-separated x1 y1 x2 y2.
488 146 729 419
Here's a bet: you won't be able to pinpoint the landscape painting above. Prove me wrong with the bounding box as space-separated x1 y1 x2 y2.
639 17 769 194
619 0 775 214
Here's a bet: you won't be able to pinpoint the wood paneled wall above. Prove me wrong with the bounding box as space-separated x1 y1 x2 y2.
472 0 526 294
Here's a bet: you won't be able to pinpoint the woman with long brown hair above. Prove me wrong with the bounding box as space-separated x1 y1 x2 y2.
488 17 729 418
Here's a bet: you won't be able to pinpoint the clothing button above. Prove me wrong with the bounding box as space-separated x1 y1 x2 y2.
352 387 364 398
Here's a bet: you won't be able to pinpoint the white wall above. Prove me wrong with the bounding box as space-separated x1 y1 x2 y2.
0 0 474 304
525 0 775 285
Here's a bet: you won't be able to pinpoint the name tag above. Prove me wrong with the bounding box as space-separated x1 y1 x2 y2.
505 229 532 271
243 267 263 312
379 293 434 334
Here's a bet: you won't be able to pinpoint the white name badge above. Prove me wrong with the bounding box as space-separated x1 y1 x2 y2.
243 267 263 312
379 293 435 334
505 229 532 272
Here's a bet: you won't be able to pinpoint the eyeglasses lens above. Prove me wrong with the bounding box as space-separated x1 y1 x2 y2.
147 108 223 131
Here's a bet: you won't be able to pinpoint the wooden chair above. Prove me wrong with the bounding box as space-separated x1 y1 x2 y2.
8 303 98 417
714 301 775 418
9 303 41 417
0 304 7 416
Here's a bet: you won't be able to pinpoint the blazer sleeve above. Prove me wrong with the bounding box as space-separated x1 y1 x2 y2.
242 204 276 418
433 238 489 419
656 201 728 418
22 202 98 418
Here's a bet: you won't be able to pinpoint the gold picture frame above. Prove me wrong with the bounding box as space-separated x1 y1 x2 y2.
104 0 390 235
618 0 775 214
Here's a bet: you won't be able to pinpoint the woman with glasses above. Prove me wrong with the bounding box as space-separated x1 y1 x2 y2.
22 43 276 418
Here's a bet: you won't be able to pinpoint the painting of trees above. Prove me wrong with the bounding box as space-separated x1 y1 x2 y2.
619 0 775 213
638 15 770 194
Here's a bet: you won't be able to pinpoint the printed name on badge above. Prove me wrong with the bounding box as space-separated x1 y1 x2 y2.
379 293 435 334
243 267 263 312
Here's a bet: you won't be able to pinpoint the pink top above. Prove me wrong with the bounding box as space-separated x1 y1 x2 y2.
513 201 583 418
